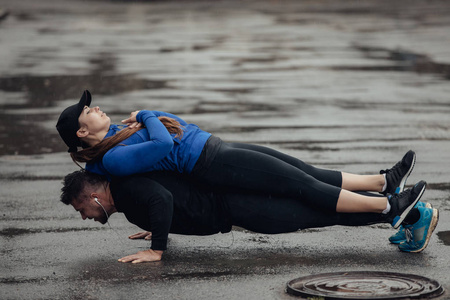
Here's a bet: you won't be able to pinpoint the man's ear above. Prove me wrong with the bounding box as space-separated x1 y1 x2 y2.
76 127 89 138
90 193 99 202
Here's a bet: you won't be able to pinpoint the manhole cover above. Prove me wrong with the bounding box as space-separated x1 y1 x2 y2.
286 271 444 299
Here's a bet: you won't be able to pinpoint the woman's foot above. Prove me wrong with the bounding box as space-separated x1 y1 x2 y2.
381 150 416 195
398 206 439 253
388 202 432 244
386 180 426 229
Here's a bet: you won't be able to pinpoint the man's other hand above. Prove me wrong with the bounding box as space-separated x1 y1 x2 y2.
118 249 163 263
128 231 152 240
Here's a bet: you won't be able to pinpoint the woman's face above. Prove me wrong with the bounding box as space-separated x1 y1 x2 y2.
78 106 111 134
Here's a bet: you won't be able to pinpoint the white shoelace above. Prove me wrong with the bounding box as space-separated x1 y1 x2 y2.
405 227 413 242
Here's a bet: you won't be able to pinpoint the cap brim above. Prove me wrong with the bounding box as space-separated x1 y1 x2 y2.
77 90 92 114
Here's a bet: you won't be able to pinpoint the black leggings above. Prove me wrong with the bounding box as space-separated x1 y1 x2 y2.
224 190 386 234
198 141 343 212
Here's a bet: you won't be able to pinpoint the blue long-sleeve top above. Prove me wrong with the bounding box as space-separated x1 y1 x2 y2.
85 110 211 178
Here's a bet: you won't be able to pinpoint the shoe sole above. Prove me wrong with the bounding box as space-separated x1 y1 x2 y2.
392 182 426 229
408 208 439 253
396 152 416 194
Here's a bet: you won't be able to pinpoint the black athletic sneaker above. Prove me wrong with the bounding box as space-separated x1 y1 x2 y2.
380 150 416 196
386 180 427 229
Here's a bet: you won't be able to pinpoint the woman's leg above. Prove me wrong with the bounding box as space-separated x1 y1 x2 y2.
341 173 384 193
228 142 342 187
228 143 414 194
201 142 393 212
201 142 340 210
336 189 387 213
200 142 424 219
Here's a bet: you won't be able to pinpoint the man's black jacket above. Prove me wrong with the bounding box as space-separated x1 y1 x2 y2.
111 172 231 251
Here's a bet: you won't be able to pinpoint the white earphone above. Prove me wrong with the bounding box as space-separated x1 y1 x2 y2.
94 197 109 221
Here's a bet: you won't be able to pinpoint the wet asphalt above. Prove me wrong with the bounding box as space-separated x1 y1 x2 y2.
0 0 449 299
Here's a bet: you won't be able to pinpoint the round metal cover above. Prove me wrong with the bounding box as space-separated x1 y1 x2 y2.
286 271 444 299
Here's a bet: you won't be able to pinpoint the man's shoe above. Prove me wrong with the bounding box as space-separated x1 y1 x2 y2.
398 206 439 253
381 150 416 195
388 202 432 244
387 180 427 229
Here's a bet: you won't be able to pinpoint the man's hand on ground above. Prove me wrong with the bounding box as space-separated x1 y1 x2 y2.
118 249 163 263
128 231 152 240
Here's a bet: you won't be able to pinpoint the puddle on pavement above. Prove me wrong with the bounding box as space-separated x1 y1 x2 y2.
1 40 448 157
0 173 64 181
0 51 167 156
0 227 106 238
74 253 319 283
0 51 167 108
339 46 450 80
428 182 450 191
437 231 450 246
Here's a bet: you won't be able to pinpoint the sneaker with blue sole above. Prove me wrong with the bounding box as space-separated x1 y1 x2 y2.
388 202 432 244
398 206 439 253
386 180 427 229
381 150 416 196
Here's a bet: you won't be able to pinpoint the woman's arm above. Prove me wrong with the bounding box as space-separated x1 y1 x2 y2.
122 110 188 127
149 110 188 126
103 110 174 176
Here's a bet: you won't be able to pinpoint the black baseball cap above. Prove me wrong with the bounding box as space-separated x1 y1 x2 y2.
56 90 92 152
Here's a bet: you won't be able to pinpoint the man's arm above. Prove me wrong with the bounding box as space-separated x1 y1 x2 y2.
111 176 174 263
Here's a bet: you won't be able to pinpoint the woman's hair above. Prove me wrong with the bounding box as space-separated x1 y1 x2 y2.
71 116 184 164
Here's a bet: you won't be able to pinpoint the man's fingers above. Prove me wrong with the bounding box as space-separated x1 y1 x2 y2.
119 257 143 264
118 255 136 262
128 231 151 239
132 259 144 264
118 249 161 264
128 233 144 239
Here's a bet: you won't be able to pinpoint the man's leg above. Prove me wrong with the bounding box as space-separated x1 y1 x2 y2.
223 191 386 234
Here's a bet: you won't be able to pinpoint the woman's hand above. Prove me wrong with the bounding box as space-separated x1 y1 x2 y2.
122 110 142 128
118 249 163 263
128 231 152 240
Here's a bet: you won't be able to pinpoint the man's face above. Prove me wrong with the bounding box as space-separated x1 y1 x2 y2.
72 197 108 225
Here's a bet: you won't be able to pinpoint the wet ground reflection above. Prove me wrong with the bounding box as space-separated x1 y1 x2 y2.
0 51 167 108
0 51 167 155
1 1 450 298
1 1 450 157
437 231 450 246
345 46 450 79
2 44 449 156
